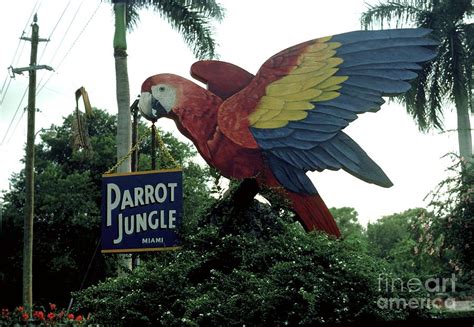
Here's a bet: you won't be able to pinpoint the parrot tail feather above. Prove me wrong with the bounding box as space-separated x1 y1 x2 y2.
286 191 341 237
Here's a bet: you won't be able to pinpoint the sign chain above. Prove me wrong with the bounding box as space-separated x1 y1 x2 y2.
104 128 179 175
104 135 146 175
156 131 179 168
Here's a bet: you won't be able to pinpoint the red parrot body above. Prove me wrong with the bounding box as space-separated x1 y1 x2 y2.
139 29 437 238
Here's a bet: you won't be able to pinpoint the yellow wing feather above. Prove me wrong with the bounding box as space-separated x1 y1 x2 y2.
258 109 284 122
266 82 303 96
250 37 347 129
258 96 285 109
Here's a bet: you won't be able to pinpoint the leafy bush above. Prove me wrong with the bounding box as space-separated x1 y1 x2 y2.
74 189 428 325
0 109 212 308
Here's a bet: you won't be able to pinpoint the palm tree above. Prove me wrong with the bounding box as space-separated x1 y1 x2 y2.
361 0 473 165
111 0 224 174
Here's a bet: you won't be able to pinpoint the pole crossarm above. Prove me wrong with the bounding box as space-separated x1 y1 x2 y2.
20 36 49 42
11 65 53 75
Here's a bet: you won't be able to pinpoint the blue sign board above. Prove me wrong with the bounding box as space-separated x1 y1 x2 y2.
101 169 183 253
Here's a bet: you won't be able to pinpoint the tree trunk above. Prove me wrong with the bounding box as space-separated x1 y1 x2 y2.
455 91 473 166
114 2 132 271
114 2 131 174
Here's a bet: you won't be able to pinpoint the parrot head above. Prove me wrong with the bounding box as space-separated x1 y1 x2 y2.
139 74 183 122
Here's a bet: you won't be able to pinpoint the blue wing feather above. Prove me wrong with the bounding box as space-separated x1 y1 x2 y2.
339 69 419 81
250 28 436 193
291 129 336 143
251 126 293 139
308 148 342 170
346 62 423 70
336 85 384 106
298 112 349 126
319 94 381 113
339 46 436 68
343 76 412 93
331 28 433 44
267 154 317 194
336 37 438 55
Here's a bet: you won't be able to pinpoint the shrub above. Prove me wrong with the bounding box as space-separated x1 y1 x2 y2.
74 190 428 325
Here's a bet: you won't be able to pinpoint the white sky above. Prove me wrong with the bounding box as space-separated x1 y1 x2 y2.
0 0 465 225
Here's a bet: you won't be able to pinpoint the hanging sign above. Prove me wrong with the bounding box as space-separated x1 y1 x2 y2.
101 169 183 253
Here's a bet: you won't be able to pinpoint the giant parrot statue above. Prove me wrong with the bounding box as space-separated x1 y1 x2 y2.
139 29 437 237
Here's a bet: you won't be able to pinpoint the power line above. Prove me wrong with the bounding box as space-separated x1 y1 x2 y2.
6 106 27 145
1 1 72 146
33 0 73 112
37 2 102 96
40 0 81 68
35 0 84 96
12 0 41 67
0 86 28 146
0 1 43 148
0 78 13 108
7 1 40 70
38 0 71 63
0 0 41 107
2 1 102 146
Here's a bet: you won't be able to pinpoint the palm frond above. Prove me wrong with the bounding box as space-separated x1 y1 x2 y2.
126 4 141 30
425 59 445 129
443 0 473 22
145 0 221 59
361 1 431 29
108 0 224 58
128 0 224 27
402 58 445 131
183 0 225 21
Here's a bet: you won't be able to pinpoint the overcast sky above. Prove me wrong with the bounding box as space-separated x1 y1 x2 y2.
0 0 463 225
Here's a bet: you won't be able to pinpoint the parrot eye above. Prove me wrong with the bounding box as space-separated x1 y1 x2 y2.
150 83 177 114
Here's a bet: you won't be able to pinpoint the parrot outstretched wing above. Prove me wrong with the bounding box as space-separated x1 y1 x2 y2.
217 28 437 194
190 60 254 100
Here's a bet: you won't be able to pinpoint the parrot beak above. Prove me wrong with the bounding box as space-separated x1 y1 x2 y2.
151 97 168 118
139 91 167 122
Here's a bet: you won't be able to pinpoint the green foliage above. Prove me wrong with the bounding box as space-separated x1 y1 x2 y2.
361 0 473 132
426 158 474 290
116 0 225 59
367 209 418 258
330 207 365 239
367 208 449 278
73 194 428 326
0 109 212 308
362 158 474 319
0 110 118 307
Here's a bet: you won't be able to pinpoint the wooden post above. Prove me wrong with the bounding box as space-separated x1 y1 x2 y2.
130 99 140 269
130 99 139 172
15 14 52 313
151 123 157 170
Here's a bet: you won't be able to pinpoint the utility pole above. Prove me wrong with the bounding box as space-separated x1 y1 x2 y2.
12 14 52 313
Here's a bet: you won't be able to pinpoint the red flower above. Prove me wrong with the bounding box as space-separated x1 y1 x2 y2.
17 306 24 313
33 310 45 321
67 313 74 320
49 303 57 311
21 313 29 321
1 308 9 318
75 315 83 322
47 312 55 320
